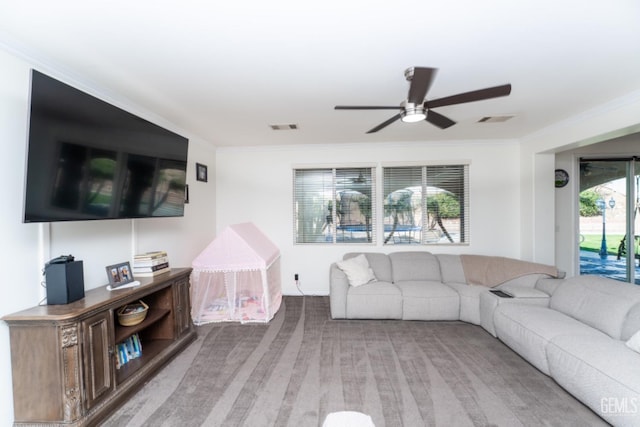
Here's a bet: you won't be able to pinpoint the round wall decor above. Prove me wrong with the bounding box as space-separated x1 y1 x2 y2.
555 169 569 188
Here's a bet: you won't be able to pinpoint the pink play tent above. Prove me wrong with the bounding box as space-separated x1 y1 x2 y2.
190 222 282 324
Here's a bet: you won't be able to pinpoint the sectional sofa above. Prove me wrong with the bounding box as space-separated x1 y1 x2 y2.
329 251 640 426
329 251 558 323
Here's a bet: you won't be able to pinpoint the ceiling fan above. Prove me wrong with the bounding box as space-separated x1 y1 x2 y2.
335 67 512 134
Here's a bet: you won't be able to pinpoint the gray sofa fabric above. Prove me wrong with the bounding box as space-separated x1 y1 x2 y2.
492 275 640 425
396 280 459 320
346 281 402 319
330 251 553 323
547 335 640 427
479 286 550 336
390 251 442 282
329 252 640 425
549 275 640 339
493 303 609 375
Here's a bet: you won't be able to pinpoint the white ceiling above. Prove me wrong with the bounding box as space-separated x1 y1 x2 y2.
1 1 640 147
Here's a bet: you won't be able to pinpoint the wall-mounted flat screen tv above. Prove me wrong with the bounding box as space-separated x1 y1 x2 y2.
24 70 189 223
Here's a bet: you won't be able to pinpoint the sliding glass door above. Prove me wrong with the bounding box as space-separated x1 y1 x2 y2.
579 158 638 284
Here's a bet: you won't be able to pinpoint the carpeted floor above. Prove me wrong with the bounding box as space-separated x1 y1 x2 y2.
102 296 607 427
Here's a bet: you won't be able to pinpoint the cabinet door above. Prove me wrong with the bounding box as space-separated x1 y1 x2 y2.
81 311 115 410
174 278 192 337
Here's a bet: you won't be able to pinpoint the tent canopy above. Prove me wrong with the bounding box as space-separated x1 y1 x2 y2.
192 222 279 272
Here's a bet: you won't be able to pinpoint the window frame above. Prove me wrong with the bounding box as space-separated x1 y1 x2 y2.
293 164 377 245
293 161 469 246
381 162 470 246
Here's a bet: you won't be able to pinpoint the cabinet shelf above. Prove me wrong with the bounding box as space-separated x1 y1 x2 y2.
115 338 173 384
114 308 170 343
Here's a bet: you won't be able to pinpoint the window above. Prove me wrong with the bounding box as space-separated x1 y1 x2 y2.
293 167 376 244
382 164 469 245
293 164 467 245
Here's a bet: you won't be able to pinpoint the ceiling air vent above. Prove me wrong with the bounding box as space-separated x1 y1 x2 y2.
478 115 514 123
269 124 298 130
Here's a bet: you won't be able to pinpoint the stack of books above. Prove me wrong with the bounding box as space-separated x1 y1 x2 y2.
115 333 142 369
133 251 170 277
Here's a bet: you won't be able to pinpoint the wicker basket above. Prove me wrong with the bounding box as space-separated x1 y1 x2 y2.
117 300 149 326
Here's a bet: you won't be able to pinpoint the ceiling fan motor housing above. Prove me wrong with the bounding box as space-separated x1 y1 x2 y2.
400 101 426 122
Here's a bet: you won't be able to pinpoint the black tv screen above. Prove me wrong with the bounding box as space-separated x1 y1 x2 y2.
24 70 189 223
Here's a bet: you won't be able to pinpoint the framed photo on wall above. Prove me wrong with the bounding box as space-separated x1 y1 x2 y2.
196 163 208 182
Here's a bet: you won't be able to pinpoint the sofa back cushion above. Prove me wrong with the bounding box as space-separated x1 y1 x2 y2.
389 251 441 282
436 254 466 283
622 303 640 341
344 253 393 283
535 277 564 296
550 275 640 339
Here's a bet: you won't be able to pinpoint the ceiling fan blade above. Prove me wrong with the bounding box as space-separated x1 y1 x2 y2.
366 113 402 134
425 84 512 109
335 105 400 110
407 67 437 105
426 110 456 129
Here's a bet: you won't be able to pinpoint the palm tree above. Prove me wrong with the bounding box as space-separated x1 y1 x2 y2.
384 190 414 244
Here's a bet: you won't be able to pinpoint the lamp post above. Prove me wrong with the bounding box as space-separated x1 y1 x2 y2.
597 197 616 260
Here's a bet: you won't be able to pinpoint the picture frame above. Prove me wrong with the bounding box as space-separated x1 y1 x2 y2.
106 262 135 287
196 163 208 182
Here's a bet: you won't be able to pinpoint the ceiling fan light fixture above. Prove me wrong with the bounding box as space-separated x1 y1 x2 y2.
401 103 426 123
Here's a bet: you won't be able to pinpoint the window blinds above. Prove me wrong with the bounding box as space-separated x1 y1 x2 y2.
293 167 376 244
382 164 469 244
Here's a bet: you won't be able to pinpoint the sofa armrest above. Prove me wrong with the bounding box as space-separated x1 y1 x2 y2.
500 284 551 301
330 263 349 319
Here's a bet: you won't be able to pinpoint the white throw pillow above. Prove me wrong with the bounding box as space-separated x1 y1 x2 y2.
626 329 640 353
336 254 376 287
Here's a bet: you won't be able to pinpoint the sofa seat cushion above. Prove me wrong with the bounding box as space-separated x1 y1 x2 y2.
547 334 640 426
445 282 486 324
346 281 402 319
494 304 608 375
395 280 459 320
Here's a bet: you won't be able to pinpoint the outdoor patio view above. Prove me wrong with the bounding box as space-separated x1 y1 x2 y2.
579 159 639 284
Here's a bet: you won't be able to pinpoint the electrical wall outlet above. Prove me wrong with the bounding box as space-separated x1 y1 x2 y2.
294 273 299 281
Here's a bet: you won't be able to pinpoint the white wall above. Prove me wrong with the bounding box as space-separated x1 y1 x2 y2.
0 48 217 426
216 140 521 295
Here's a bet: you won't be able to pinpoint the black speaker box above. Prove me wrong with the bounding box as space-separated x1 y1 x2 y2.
45 261 85 305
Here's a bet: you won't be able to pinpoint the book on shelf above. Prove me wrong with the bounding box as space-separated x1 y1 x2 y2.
134 251 167 261
116 333 143 369
133 262 169 273
132 256 169 267
134 267 171 277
